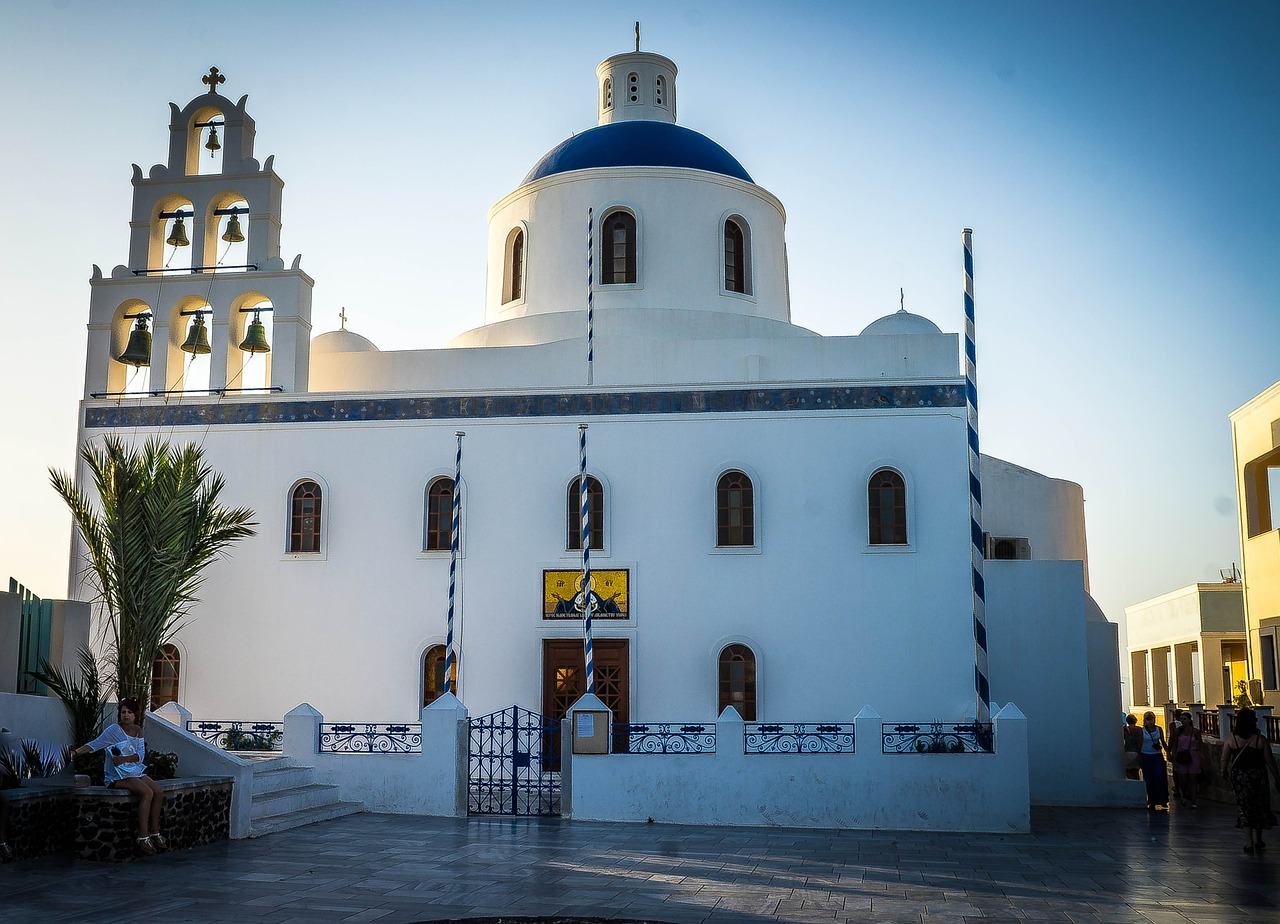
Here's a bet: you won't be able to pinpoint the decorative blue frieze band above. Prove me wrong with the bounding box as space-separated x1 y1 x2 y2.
84 383 965 430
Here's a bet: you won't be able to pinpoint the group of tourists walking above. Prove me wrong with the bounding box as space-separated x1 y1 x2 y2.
1125 707 1279 853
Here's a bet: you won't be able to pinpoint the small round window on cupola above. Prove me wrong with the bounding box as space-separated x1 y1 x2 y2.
627 72 639 103
655 75 666 108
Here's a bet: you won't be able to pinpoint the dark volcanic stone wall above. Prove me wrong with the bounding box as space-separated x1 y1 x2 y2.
76 779 232 861
2 785 76 861
1 777 231 864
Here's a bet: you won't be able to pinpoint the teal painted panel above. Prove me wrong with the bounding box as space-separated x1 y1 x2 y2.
15 582 50 695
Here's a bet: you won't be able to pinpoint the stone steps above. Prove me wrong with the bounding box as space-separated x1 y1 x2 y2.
248 757 362 837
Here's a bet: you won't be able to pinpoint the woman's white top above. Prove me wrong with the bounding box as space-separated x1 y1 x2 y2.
84 723 147 783
1140 727 1165 756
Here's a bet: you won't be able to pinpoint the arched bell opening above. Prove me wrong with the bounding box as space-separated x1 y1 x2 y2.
187 105 225 177
109 298 155 395
168 295 214 393
227 292 273 393
204 192 250 272
149 194 196 273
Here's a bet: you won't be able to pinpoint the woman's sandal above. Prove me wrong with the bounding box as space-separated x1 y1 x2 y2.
151 833 168 851
137 836 157 855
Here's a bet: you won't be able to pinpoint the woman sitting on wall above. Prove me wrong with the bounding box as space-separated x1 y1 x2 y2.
72 697 167 855
1221 708 1279 853
1139 711 1170 810
1168 711 1205 808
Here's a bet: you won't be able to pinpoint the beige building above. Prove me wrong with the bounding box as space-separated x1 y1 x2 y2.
1125 582 1246 711
1232 380 1280 707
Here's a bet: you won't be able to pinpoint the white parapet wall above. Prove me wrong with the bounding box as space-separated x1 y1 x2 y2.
282 695 468 817
567 703 1030 833
150 703 257 839
0 691 73 745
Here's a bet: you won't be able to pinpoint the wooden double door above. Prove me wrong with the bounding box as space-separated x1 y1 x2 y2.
542 638 630 759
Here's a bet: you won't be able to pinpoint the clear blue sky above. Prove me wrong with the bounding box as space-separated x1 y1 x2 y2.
1 2 1277 645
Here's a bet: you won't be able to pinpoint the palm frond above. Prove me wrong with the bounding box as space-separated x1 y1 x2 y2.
50 435 257 706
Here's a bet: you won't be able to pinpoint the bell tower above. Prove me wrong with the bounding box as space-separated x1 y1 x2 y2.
84 68 314 398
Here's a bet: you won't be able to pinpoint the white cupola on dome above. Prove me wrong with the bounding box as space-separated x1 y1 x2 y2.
596 47 677 125
469 33 792 344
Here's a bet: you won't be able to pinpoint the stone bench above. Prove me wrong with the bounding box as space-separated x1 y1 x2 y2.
2 776 232 863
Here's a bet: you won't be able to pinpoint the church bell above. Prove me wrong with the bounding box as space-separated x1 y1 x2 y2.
238 310 270 354
119 317 152 367
180 314 211 355
205 124 221 155
221 213 245 243
166 216 190 248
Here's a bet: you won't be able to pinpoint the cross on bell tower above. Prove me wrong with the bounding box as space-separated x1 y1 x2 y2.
202 67 226 94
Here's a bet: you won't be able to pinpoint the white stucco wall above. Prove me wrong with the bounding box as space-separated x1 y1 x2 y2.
979 456 1090 589
483 168 789 329
75 405 977 726
568 704 1030 832
985 560 1136 805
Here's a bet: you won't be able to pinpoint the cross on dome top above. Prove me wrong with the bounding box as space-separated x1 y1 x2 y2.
202 67 226 94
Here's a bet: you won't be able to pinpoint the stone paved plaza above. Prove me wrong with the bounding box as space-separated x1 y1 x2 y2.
2 804 1278 923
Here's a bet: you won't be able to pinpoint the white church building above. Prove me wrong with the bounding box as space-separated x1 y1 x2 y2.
73 44 1133 830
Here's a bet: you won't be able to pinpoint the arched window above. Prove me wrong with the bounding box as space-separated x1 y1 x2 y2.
502 227 524 304
567 476 604 550
627 71 639 103
868 469 907 545
601 211 636 285
603 77 613 110
289 480 323 553
724 219 747 294
716 470 755 547
424 477 455 551
422 644 451 707
151 644 180 710
655 75 666 107
719 644 756 720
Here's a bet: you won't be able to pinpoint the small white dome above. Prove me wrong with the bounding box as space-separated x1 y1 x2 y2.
859 310 943 336
311 329 379 354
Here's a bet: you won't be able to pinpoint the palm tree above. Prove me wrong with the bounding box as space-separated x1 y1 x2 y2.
51 436 256 711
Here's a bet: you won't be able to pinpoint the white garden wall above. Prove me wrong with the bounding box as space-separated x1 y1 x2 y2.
566 704 1029 833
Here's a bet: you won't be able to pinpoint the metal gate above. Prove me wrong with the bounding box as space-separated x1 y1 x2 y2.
468 706 560 816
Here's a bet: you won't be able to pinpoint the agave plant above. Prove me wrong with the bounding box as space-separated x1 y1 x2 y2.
0 738 68 786
50 435 256 711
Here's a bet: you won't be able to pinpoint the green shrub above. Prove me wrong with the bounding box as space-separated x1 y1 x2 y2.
144 750 179 780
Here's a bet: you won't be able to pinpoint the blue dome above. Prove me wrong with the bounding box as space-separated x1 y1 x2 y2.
523 121 753 185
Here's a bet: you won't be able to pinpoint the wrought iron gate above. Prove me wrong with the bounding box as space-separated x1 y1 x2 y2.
468 706 560 816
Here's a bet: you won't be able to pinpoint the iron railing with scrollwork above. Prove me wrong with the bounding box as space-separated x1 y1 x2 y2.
319 723 422 753
614 723 716 754
187 721 284 752
743 723 855 754
881 722 994 754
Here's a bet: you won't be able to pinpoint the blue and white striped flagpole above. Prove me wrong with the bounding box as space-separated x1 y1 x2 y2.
578 423 594 695
587 207 595 386
963 229 991 725
443 430 464 696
